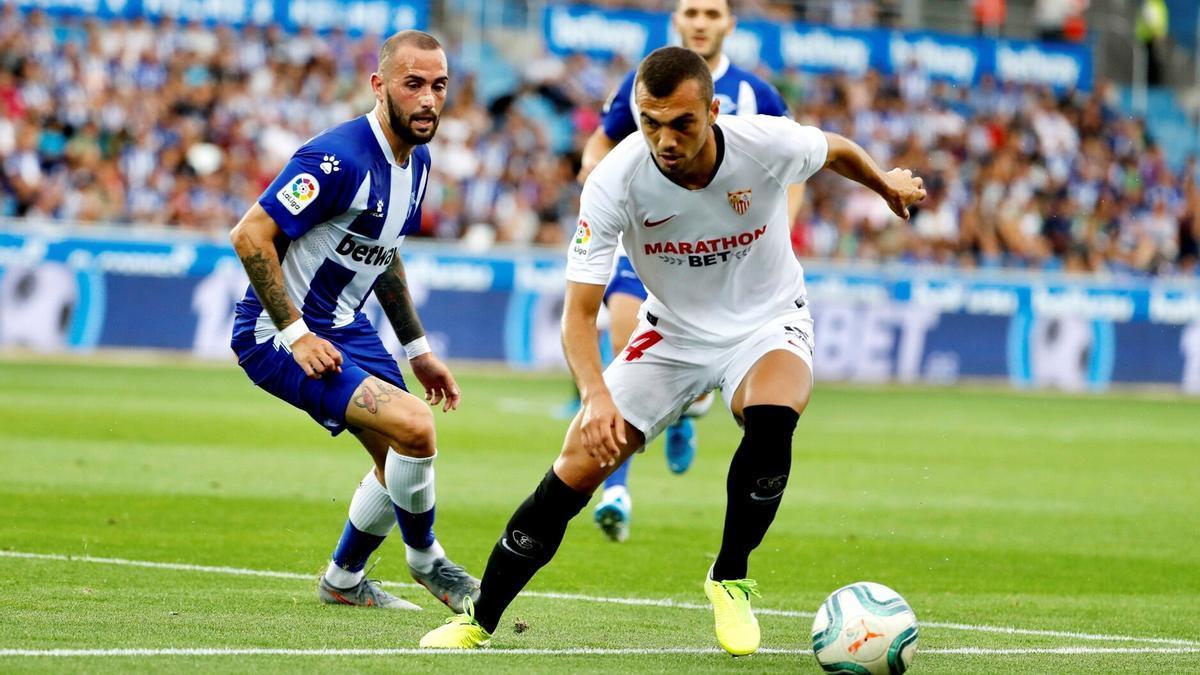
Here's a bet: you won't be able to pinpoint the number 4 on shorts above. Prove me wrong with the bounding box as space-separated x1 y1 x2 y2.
624 329 662 361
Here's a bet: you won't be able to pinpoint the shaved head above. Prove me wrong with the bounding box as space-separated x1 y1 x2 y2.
378 30 443 74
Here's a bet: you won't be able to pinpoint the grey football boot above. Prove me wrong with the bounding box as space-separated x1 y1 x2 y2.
318 574 421 610
410 558 481 612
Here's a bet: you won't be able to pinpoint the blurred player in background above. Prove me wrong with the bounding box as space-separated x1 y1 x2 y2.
228 31 480 612
421 47 925 653
578 0 804 544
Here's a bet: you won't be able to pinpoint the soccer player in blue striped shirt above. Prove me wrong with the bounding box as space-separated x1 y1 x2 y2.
229 30 478 612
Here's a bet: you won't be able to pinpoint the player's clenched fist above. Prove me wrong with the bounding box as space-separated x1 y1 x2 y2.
882 168 926 220
291 333 343 378
579 391 626 468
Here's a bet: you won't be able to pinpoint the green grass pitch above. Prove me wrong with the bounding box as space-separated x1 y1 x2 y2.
1 357 1198 673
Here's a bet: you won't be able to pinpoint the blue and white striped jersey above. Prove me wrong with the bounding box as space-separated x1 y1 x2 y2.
601 54 789 142
236 113 429 342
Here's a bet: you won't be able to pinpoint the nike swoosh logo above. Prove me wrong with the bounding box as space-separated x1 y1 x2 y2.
500 538 539 559
749 490 785 503
643 214 676 228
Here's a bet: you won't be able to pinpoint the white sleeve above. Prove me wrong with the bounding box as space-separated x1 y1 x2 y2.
565 172 625 285
747 115 828 186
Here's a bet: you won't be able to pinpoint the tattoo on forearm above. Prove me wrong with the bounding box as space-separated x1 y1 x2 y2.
240 249 295 328
374 259 425 344
353 380 402 415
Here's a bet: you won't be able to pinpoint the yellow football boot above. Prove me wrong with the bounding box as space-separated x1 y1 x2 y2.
704 573 761 656
418 597 492 649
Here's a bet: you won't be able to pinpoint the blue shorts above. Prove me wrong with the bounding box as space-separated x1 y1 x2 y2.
603 256 648 305
231 311 408 436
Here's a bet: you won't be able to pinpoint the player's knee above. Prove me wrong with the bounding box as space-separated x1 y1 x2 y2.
385 404 437 458
553 446 609 494
742 404 800 454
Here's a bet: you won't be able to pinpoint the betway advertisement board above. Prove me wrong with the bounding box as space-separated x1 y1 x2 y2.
542 4 1091 90
1 226 1195 393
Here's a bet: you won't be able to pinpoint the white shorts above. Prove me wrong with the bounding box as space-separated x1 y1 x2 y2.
604 306 814 444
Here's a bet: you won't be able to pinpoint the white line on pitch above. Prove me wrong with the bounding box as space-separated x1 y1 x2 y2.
2 647 1199 658
4 550 1197 648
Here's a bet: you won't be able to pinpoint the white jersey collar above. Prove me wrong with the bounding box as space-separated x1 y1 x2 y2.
366 111 403 167
710 53 730 82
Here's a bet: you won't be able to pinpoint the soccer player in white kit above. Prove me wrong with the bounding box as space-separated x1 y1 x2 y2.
582 0 801 545
420 47 925 654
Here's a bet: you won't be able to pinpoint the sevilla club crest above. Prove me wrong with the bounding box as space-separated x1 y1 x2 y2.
727 189 751 215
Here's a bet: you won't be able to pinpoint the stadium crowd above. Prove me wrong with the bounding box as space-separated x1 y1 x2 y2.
0 7 1197 276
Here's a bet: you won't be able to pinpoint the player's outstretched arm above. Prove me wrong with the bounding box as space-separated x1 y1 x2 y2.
822 132 927 219
562 280 626 466
578 127 620 185
374 256 460 412
230 203 343 378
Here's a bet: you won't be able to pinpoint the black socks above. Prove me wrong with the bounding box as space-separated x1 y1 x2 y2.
712 405 799 581
473 468 590 633
472 404 798 631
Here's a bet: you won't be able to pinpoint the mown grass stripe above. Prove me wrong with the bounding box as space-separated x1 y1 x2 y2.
1 647 1198 657
3 550 1196 647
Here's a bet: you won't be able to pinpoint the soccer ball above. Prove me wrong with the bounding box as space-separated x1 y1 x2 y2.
811 582 918 674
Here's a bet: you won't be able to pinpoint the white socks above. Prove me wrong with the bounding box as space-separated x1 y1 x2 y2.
383 449 436 514
324 560 362 588
348 470 396 536
406 539 445 574
324 470 395 589
383 449 444 573
325 452 444 587
601 484 631 506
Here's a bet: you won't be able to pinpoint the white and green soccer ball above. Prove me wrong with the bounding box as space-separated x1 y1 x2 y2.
811 582 918 674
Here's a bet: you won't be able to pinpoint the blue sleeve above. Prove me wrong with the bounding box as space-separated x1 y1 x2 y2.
756 81 791 118
600 70 639 142
258 144 364 240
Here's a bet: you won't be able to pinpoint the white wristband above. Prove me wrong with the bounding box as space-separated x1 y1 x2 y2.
278 318 311 350
403 336 431 360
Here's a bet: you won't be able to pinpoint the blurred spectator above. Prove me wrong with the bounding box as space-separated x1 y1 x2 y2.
1034 0 1088 42
1135 0 1169 86
972 0 1005 37
0 7 1196 278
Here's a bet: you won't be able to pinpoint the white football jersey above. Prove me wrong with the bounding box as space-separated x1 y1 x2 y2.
566 115 828 346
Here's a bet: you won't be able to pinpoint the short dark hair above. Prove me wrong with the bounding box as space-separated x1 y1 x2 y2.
636 46 714 104
379 30 443 70
676 0 735 13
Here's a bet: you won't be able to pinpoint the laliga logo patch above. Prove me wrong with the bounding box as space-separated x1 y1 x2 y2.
727 189 752 215
571 218 591 257
319 154 341 175
277 173 320 215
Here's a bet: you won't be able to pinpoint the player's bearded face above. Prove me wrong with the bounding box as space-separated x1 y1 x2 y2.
674 0 734 60
376 47 448 146
386 90 440 145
